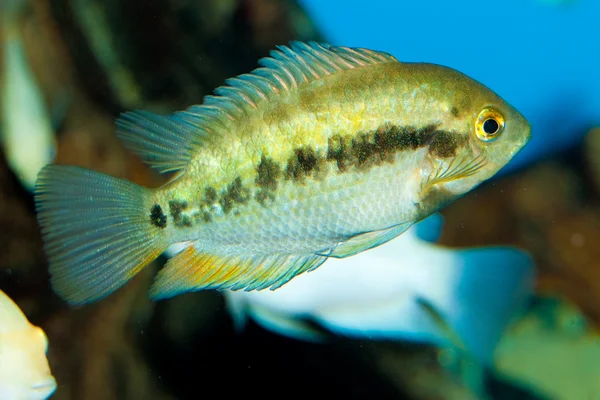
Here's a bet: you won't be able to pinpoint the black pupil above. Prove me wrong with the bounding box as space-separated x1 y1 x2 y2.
483 118 499 135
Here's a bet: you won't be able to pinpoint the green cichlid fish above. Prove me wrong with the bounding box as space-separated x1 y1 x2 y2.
34 41 531 305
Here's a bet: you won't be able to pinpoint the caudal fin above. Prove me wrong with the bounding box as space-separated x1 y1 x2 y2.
34 165 168 305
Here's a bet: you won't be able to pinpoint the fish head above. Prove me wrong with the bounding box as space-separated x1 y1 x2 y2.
420 66 531 198
0 326 57 400
466 93 532 179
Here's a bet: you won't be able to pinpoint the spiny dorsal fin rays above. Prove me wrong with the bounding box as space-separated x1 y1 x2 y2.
115 41 399 174
116 110 209 173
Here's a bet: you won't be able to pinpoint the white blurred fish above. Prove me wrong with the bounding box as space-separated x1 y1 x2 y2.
1 0 57 191
223 214 536 366
0 289 57 400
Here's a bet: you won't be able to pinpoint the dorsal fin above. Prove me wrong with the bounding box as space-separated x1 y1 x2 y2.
116 41 399 174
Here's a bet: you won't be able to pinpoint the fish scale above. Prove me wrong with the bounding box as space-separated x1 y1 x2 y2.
160 147 426 250
33 41 531 305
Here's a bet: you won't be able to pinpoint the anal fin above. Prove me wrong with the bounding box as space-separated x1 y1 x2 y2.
320 222 413 259
150 245 327 300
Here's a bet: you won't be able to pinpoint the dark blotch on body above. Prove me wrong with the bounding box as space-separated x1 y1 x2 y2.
219 177 250 213
169 200 192 227
285 147 322 181
326 135 351 171
326 124 442 170
256 155 282 205
149 204 167 229
364 124 438 166
168 200 187 220
204 187 218 204
278 124 464 186
451 107 460 117
256 155 281 190
428 130 467 158
202 211 212 222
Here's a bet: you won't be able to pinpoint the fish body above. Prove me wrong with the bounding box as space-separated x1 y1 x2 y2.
224 213 536 366
34 41 531 305
1 0 57 191
0 290 57 400
155 63 488 251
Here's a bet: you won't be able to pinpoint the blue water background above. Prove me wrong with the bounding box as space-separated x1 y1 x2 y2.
298 0 600 176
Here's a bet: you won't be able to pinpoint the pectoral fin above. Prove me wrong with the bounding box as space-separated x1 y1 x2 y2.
423 155 487 194
319 222 413 259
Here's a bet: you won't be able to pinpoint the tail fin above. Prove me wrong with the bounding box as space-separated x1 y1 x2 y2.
34 165 168 305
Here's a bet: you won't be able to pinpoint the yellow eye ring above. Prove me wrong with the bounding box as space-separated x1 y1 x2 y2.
475 108 505 142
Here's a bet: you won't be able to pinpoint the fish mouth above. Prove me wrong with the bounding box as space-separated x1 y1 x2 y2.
520 123 533 146
508 126 532 160
31 377 57 398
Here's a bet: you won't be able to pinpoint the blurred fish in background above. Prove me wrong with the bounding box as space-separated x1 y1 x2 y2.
1 0 57 191
0 289 56 400
224 213 536 369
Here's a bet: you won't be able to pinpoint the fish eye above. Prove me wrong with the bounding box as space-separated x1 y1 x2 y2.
475 108 505 142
